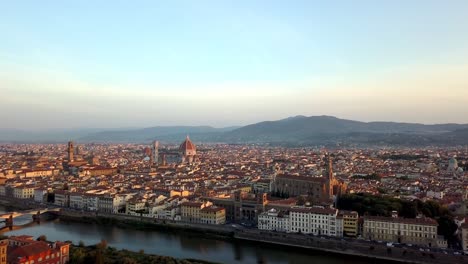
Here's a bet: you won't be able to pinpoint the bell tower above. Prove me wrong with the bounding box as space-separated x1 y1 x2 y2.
328 156 334 182
325 155 334 198
151 140 159 166
67 141 74 162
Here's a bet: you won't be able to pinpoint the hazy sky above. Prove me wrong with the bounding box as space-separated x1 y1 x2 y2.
1 1 468 130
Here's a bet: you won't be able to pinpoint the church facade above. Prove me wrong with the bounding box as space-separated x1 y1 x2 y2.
273 156 347 202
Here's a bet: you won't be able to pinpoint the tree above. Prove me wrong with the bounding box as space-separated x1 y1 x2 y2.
79 240 85 247
69 247 86 264
47 193 55 203
438 216 457 240
122 257 138 264
37 235 47 241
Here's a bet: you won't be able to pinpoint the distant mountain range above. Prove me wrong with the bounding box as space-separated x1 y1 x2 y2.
79 126 240 143
217 115 468 146
1 116 468 146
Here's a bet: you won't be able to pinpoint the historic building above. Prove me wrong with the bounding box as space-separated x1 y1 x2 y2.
338 210 359 237
211 191 268 224
258 208 290 232
6 236 70 264
200 206 226 225
150 140 159 166
179 136 197 163
363 216 439 247
274 156 347 202
289 206 342 236
153 136 198 165
67 141 74 162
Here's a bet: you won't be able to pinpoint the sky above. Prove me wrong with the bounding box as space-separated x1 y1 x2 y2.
1 1 468 130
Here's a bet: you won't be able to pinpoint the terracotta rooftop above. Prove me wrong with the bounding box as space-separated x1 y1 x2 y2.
179 136 196 152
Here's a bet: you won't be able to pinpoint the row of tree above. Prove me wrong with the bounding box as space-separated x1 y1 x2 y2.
68 240 215 264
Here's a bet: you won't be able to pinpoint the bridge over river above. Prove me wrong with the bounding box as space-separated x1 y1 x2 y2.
0 208 60 229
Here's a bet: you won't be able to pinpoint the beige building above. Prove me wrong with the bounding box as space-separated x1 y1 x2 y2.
211 191 267 224
181 201 212 223
126 198 146 214
22 169 59 178
200 206 226 225
363 216 439 247
13 186 35 199
339 210 359 237
0 239 7 264
170 190 191 197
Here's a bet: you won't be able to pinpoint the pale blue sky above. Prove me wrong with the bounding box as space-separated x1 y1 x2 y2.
1 1 468 129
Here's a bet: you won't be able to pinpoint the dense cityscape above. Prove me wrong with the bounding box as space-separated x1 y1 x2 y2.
0 138 467 263
2 1 468 263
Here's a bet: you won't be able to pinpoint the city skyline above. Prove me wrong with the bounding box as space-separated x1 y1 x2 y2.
2 1 468 130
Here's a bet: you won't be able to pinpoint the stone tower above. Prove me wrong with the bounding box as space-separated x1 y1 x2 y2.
152 140 159 166
67 141 74 162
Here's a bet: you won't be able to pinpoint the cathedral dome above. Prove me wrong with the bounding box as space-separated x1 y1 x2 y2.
179 136 196 153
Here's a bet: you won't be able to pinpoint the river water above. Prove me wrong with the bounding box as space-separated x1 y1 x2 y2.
0 207 379 264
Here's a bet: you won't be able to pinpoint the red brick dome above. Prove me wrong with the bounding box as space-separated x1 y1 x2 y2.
179 136 196 153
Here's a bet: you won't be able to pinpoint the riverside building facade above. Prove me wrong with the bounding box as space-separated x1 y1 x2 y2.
363 216 438 247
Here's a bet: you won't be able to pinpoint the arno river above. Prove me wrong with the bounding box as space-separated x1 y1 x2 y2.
0 207 382 264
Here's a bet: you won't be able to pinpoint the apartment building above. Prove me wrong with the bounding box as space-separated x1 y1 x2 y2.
181 201 212 223
98 194 128 213
54 190 70 207
200 206 226 225
363 216 438 247
83 193 99 211
6 236 70 264
258 208 290 232
34 188 48 203
126 198 146 214
339 210 359 237
13 186 34 199
289 207 341 237
69 192 84 210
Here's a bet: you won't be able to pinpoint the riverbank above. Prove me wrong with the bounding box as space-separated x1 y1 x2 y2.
1 198 466 264
0 196 35 211
57 210 454 264
58 210 235 240
69 243 220 264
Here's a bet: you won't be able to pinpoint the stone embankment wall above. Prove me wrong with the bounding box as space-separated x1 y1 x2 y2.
58 209 468 264
235 230 467 264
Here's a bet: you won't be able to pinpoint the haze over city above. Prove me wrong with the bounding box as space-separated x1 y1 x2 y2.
1 1 468 130
2 2 468 264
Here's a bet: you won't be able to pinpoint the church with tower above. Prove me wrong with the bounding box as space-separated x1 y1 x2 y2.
149 136 198 166
273 155 347 203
